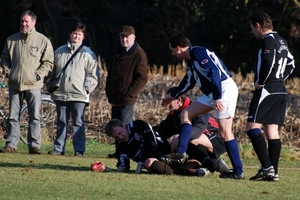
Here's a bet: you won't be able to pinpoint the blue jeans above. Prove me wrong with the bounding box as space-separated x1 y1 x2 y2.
53 101 86 153
6 89 41 149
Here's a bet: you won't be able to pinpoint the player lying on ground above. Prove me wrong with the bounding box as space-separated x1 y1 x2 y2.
153 87 229 174
105 119 171 174
144 135 229 176
104 119 229 175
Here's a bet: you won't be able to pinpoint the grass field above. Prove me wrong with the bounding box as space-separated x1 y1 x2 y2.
0 140 299 200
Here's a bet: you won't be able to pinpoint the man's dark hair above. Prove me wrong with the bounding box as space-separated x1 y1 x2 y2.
105 119 123 136
69 22 86 35
248 10 273 30
21 10 37 21
168 33 191 48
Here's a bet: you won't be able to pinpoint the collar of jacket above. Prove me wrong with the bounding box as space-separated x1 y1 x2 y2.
169 97 191 116
117 42 137 58
21 27 36 41
67 41 83 53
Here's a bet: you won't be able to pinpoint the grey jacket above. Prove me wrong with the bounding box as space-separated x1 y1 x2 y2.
1 28 54 91
50 43 99 103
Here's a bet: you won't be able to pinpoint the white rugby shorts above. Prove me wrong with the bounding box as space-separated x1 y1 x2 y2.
197 78 238 119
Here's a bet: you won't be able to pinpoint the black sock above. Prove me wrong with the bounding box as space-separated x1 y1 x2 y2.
187 143 208 161
150 161 173 175
268 139 281 174
247 129 272 168
187 143 218 172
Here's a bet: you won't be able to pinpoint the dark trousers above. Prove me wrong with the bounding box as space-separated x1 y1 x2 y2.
111 104 134 123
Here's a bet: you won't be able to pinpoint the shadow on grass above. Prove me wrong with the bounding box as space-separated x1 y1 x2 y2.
0 162 90 171
0 162 140 173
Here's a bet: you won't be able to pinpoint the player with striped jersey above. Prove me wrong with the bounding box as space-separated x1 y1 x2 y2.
246 10 295 182
104 119 172 174
160 33 244 179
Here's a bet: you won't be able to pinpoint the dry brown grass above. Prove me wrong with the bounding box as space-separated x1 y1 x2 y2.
85 64 300 150
1 64 300 150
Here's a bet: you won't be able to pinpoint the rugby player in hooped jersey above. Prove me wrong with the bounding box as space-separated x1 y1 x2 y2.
160 33 244 179
246 10 295 182
104 117 230 176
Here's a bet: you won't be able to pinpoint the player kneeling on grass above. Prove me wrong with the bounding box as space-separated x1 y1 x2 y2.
104 119 229 176
104 119 171 174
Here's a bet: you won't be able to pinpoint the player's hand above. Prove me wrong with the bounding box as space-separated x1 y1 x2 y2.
161 94 176 107
117 166 127 172
214 100 224 112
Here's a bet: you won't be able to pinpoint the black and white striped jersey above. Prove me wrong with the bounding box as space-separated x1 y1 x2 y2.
256 32 295 85
116 120 171 170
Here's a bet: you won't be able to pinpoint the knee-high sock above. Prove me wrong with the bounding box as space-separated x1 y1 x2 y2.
225 139 243 175
268 139 281 174
150 161 173 175
177 123 192 153
247 129 272 168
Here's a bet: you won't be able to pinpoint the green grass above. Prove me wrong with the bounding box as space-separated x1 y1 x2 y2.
0 140 299 200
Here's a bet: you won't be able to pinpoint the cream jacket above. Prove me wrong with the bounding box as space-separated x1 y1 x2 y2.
1 28 54 91
50 43 99 103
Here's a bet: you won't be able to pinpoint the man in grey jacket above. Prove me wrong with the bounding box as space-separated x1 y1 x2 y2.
0 10 54 154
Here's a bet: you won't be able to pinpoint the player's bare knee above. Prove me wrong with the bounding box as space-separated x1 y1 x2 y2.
144 158 157 170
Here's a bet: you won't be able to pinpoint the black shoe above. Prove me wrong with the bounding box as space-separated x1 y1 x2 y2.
48 150 65 155
160 152 188 164
29 147 42 154
261 173 279 182
249 166 275 181
219 169 245 179
74 151 84 157
107 152 117 158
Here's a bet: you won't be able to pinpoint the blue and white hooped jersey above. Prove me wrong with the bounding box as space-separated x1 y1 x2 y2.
170 46 232 100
